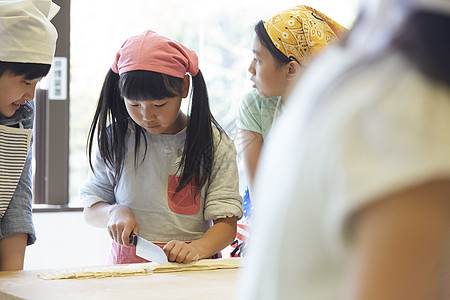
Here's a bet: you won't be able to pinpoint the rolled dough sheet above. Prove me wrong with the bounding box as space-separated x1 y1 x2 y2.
37 263 151 280
37 258 240 280
152 258 240 273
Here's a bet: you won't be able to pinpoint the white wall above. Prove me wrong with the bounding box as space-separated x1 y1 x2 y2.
24 211 236 270
24 211 111 270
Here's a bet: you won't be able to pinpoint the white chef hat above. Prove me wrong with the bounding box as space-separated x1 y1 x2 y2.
0 0 60 65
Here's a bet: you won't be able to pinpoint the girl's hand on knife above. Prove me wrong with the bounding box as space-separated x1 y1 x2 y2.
107 204 139 247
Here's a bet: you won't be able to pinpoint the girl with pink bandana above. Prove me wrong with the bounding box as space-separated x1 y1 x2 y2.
80 30 243 264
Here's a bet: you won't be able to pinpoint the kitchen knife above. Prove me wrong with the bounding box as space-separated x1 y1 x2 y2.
129 233 168 264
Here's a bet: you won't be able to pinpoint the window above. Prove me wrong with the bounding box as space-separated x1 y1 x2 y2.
33 0 357 209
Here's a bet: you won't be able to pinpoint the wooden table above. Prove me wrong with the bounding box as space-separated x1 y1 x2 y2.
0 267 239 299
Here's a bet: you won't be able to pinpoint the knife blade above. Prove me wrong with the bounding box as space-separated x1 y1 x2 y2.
129 233 168 264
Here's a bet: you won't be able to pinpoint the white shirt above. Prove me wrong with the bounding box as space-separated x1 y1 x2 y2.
240 48 450 299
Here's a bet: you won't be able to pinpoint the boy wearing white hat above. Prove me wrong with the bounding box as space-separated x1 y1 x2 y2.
0 0 59 270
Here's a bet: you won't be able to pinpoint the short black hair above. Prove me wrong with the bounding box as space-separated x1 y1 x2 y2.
0 61 51 80
254 20 293 67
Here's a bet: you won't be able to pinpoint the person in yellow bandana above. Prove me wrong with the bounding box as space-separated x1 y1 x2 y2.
0 0 59 271
232 5 347 257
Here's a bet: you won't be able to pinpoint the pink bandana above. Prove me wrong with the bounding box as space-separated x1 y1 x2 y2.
111 30 199 78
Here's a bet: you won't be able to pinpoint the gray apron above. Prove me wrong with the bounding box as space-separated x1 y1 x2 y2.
0 123 32 219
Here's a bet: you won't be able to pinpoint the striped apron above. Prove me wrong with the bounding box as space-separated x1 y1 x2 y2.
0 124 32 219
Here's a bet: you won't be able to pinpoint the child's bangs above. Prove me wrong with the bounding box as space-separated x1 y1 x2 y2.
119 70 184 101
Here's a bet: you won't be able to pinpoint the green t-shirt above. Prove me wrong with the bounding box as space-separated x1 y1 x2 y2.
237 89 280 140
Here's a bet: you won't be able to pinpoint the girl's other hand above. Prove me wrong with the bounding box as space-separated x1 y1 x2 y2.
163 240 200 264
107 204 139 247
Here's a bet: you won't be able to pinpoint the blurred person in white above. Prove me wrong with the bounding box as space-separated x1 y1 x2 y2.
240 0 450 299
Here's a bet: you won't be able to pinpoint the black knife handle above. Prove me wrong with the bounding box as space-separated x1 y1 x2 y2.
129 233 138 246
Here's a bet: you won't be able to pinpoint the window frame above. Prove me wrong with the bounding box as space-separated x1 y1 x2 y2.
33 0 75 212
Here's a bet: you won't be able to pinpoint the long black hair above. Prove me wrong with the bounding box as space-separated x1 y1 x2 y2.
393 10 450 86
0 61 51 79
87 69 224 193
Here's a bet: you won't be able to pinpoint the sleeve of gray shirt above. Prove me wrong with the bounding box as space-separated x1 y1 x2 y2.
204 130 244 221
79 145 117 208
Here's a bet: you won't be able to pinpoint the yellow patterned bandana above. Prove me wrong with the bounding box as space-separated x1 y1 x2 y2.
263 5 347 65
